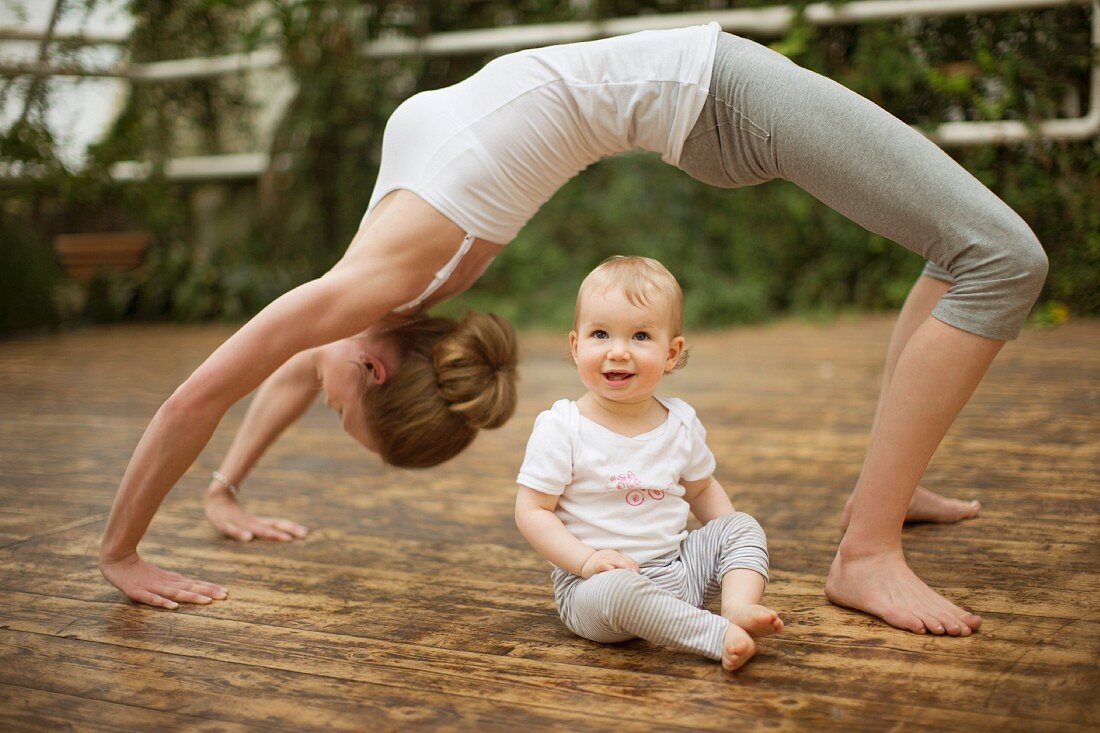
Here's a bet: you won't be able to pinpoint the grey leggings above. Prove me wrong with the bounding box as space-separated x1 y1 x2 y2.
679 33 1048 341
551 512 769 661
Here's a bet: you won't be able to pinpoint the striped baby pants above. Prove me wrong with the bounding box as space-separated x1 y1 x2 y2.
550 512 769 661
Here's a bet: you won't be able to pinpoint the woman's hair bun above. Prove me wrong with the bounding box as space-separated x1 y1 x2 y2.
432 311 518 429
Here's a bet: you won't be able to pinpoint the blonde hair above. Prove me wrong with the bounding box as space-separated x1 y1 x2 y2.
574 255 689 370
361 312 518 468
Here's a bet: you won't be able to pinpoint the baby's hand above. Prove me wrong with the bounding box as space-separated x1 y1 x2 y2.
580 549 640 578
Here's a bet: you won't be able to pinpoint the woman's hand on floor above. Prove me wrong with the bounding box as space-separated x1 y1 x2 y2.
580 549 640 578
100 553 227 609
204 488 309 542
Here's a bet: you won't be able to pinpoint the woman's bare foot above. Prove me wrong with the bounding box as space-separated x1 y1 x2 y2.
721 621 757 672
824 547 981 635
723 604 784 639
842 486 981 528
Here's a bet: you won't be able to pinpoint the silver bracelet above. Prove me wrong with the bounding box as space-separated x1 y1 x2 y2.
211 471 240 496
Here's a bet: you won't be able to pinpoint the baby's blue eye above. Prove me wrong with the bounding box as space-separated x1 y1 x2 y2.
633 332 650 341
592 330 608 339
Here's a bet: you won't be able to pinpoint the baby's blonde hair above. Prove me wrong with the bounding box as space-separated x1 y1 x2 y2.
574 255 689 370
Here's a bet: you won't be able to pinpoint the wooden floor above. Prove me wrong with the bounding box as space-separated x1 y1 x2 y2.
0 317 1097 731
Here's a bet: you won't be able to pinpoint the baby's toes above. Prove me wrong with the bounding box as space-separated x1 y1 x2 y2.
722 640 755 671
721 626 756 671
748 607 782 637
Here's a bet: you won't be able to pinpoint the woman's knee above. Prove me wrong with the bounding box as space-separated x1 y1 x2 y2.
935 213 1048 340
970 214 1047 291
1010 228 1049 300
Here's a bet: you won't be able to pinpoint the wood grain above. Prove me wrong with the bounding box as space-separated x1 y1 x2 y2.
0 318 1097 731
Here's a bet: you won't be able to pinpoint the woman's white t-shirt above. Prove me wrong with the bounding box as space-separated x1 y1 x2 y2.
364 23 722 244
517 397 717 566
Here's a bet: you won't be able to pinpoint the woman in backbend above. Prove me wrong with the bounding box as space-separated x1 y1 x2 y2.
99 22 1047 636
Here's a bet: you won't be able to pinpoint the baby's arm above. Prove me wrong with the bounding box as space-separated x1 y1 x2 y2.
682 476 736 524
515 486 639 577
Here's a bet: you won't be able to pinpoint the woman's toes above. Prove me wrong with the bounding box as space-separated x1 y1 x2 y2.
942 604 981 633
878 603 925 633
918 610 945 634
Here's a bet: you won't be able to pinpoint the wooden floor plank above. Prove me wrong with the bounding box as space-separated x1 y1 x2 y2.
1 318 1097 731
0 681 260 732
3 596 1087 732
2 533 1096 639
5 544 1099 672
1 631 700 733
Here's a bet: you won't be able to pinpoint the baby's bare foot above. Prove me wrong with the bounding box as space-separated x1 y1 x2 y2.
842 485 980 528
824 547 981 636
724 604 784 638
721 621 756 672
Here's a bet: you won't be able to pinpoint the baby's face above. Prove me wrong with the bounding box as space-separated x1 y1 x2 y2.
569 287 684 404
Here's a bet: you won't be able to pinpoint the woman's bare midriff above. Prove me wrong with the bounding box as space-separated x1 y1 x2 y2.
345 189 505 315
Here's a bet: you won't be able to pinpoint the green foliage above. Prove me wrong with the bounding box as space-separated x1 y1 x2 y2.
0 200 62 332
455 3 1097 329
1 1 1096 335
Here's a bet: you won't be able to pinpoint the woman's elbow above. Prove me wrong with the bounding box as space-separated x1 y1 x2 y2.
163 372 230 422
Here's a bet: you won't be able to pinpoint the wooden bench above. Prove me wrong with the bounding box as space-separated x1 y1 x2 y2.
52 231 151 279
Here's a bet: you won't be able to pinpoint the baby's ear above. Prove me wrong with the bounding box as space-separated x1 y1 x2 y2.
568 330 579 364
666 335 686 371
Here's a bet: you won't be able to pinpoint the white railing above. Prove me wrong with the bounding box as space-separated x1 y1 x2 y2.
2 0 1096 180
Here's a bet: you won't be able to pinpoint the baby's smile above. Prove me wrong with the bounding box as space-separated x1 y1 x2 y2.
602 370 635 386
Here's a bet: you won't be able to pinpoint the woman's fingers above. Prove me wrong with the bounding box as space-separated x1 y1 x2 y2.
250 519 294 541
218 518 253 542
207 497 306 542
185 580 228 599
106 557 229 610
166 588 213 604
132 590 179 609
135 583 224 608
271 518 308 538
248 517 307 541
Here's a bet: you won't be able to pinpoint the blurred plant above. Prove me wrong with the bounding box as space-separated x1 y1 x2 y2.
0 0 1096 335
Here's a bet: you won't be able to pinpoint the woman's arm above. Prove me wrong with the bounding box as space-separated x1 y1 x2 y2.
203 349 319 542
100 194 468 607
515 486 639 577
682 476 736 525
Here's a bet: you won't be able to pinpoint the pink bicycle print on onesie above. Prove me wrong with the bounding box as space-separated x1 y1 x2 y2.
608 471 665 506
